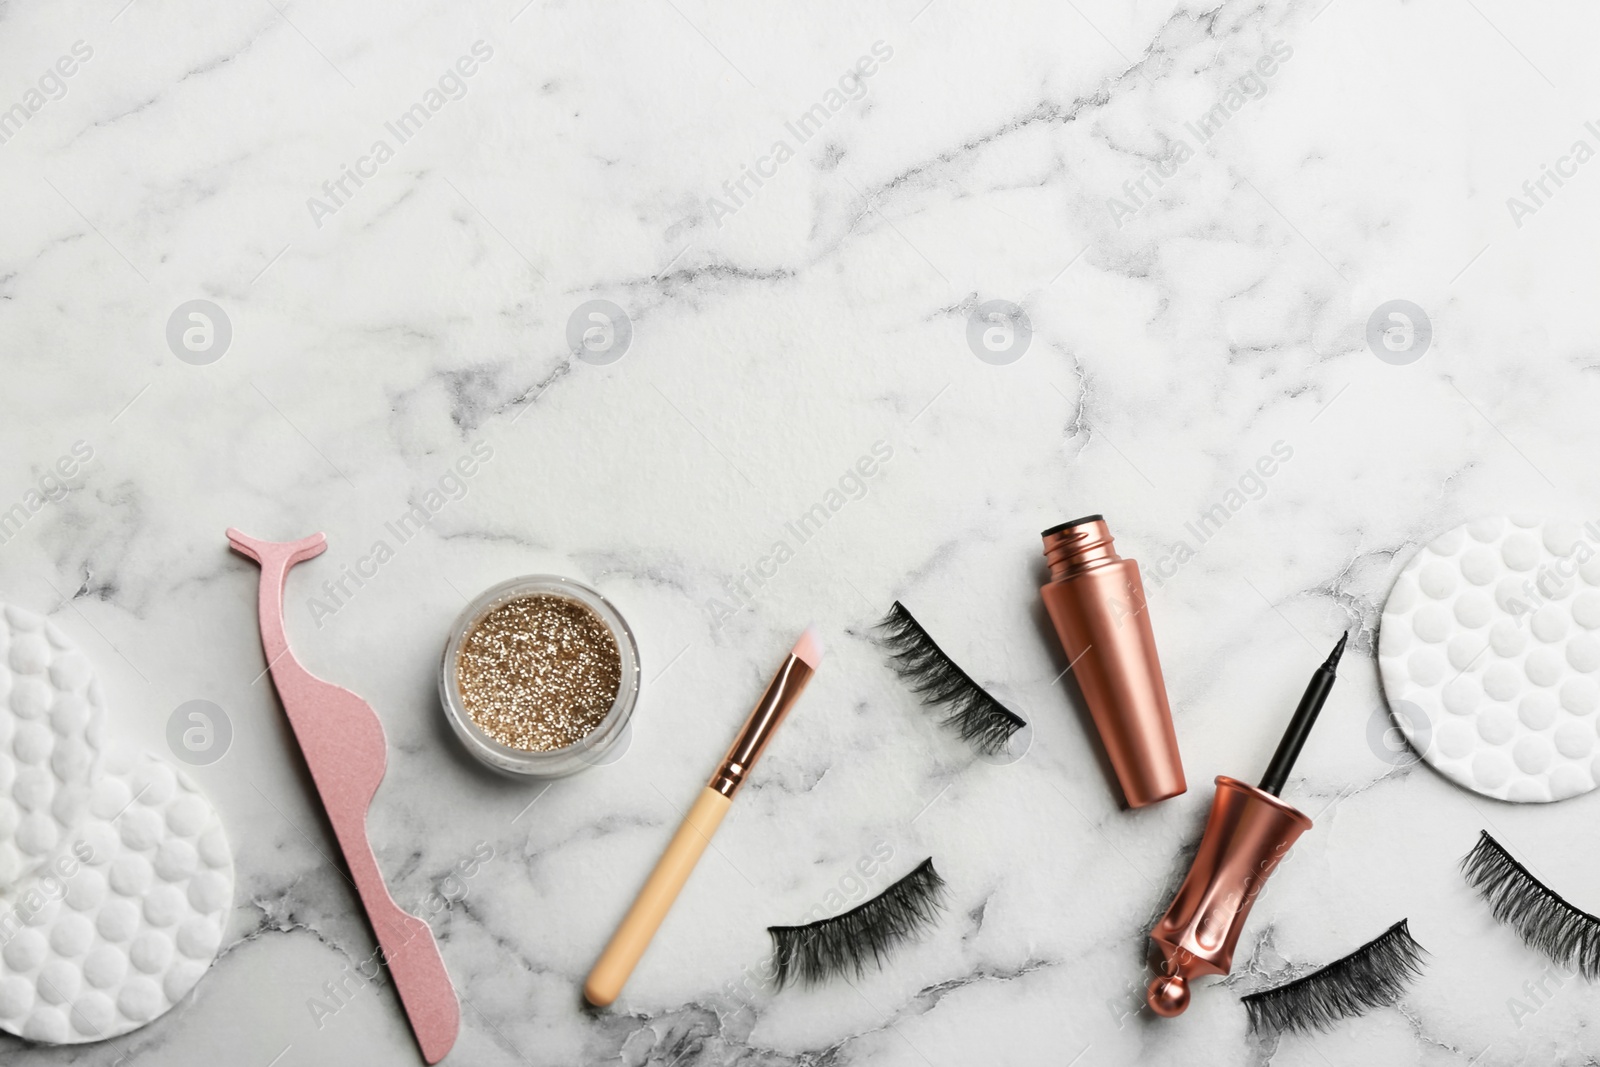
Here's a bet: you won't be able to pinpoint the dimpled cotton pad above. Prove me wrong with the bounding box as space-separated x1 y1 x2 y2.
0 604 105 892
0 750 233 1043
1379 516 1600 802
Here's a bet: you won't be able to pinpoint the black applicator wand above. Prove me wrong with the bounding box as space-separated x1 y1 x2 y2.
1258 631 1348 796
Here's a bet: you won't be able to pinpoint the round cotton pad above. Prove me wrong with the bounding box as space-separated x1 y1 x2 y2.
0 604 105 892
1379 516 1600 803
0 750 234 1043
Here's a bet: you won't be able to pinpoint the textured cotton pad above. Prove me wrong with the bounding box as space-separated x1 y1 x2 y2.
1379 517 1600 802
0 604 105 892
0 750 234 1043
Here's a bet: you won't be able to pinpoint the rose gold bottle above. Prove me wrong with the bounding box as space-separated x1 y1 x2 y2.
1145 776 1312 1016
1040 515 1185 807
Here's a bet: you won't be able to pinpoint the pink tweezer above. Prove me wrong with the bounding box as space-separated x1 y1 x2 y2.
229 529 459 1064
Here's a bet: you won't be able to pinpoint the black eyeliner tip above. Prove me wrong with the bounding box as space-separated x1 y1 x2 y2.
1323 631 1349 671
1259 630 1350 796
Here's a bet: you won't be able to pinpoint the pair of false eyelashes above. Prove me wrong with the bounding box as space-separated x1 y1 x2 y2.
1243 830 1599 1035
763 863 1428 1016
868 605 1600 1028
870 603 1417 1018
860 607 1600 1025
770 830 1596 1017
762 604 1008 990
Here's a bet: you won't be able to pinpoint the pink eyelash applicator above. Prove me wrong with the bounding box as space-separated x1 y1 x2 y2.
229 529 459 1064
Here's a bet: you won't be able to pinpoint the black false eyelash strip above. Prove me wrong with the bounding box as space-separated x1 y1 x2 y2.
1462 829 1600 979
877 602 1025 756
1240 919 1427 1035
767 857 947 988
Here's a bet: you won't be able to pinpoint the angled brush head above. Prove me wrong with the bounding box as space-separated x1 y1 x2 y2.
1240 919 1427 1035
791 625 824 669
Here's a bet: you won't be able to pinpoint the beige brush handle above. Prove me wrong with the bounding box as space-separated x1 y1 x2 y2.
584 787 732 1006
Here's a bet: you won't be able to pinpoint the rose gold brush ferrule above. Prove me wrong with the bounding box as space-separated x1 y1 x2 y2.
708 655 816 798
1145 776 1312 1017
1040 515 1185 807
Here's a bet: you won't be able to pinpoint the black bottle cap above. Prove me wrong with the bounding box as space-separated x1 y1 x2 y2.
1041 514 1105 538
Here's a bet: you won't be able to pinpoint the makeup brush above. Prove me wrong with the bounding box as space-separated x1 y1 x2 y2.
584 627 824 1008
1146 631 1349 1018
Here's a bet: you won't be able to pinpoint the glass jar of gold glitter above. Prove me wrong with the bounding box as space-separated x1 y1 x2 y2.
440 575 640 777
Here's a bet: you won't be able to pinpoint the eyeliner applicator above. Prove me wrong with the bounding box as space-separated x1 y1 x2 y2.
1259 631 1347 796
1146 632 1349 1018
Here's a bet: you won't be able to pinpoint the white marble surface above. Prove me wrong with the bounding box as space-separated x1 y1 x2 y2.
4 0 1600 1063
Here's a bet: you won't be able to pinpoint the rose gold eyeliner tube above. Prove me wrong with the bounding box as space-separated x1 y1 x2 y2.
1145 633 1346 1017
1040 515 1185 807
584 628 823 1007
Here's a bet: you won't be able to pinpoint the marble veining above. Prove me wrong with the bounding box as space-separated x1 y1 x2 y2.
4 0 1600 1063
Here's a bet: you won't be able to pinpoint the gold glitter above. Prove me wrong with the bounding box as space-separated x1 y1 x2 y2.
455 594 622 752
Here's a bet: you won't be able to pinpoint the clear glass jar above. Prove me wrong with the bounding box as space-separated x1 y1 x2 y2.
439 575 640 778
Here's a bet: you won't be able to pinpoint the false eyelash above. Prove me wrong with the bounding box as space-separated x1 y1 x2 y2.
876 602 1025 756
1240 919 1427 1035
1462 829 1600 978
767 857 947 988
